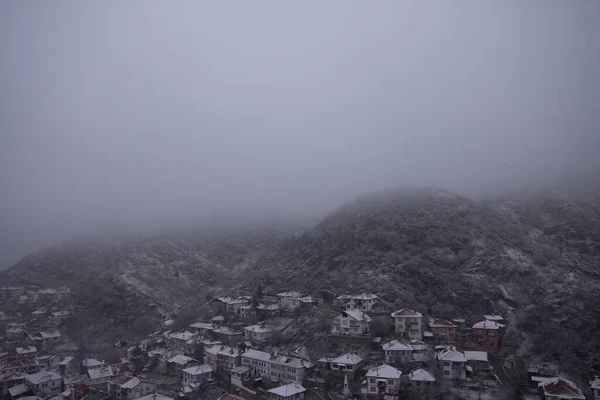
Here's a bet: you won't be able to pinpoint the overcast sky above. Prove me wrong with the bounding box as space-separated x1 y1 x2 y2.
1 1 599 268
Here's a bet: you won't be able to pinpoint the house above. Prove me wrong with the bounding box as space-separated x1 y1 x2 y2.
471 320 504 353
36 355 60 371
437 346 467 380
381 340 413 365
16 347 37 362
86 365 114 386
58 357 76 376
107 376 156 400
182 365 213 386
8 383 33 399
590 377 600 400
203 345 241 375
365 364 402 396
47 311 70 326
165 331 197 352
0 287 25 301
331 309 371 336
267 383 306 400
244 323 273 343
317 353 363 378
390 309 423 340
428 319 456 341
275 292 303 310
25 371 63 395
36 288 70 302
31 308 47 320
463 351 489 373
336 294 380 312
538 377 585 400
408 369 435 399
210 297 249 316
241 349 313 384
38 331 62 351
81 359 105 373
212 327 243 345
188 322 217 336
230 366 251 389
165 355 197 377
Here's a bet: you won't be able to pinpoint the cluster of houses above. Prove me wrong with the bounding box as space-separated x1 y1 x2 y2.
3 284 598 400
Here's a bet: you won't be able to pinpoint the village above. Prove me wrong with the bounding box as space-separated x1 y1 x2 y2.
1 285 598 400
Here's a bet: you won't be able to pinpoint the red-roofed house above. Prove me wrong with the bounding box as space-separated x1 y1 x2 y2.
470 320 505 353
428 319 456 342
538 377 585 400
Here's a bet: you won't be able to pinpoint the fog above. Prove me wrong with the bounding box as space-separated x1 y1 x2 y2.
1 1 599 268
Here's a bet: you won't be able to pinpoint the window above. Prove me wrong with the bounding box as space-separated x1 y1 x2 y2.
443 362 449 366
387 380 394 385
444 371 449 376
369 387 376 392
369 378 376 384
416 381 421 386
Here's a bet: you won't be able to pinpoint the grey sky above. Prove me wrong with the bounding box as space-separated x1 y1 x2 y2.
1 1 599 268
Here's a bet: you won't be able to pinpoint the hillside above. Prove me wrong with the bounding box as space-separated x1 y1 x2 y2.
245 188 600 376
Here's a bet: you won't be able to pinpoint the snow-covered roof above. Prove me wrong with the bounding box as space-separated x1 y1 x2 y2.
365 364 402 380
464 351 488 362
212 316 225 321
317 353 363 365
216 297 248 305
164 319 174 326
391 308 422 318
244 324 273 333
267 383 306 397
59 356 74 365
189 322 216 330
299 295 315 303
539 377 585 399
472 320 504 330
168 331 196 341
276 291 301 298
204 345 239 357
428 318 456 328
87 366 113 380
437 347 467 363
590 377 600 390
120 377 141 389
409 339 428 351
137 394 175 400
483 315 504 321
408 369 435 382
213 327 242 335
337 293 379 300
340 309 372 322
40 331 61 339
26 371 61 384
16 346 37 354
382 340 413 352
82 358 104 368
183 364 213 375
241 349 313 369
9 383 30 396
166 355 193 365
50 311 70 317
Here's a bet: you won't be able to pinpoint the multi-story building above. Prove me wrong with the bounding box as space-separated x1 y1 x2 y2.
25 371 63 395
539 377 585 400
316 353 363 379
381 340 413 365
331 310 371 336
391 308 423 340
589 376 600 400
204 345 241 375
241 349 313 384
428 319 457 342
471 320 504 353
182 365 213 386
335 294 379 312
437 346 466 380
107 376 156 400
0 287 25 301
365 364 402 397
407 369 436 399
244 324 273 343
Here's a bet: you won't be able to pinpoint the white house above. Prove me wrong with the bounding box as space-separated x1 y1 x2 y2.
276 292 302 310
381 340 413 364
47 311 70 326
267 383 306 400
331 309 371 336
483 315 505 324
25 371 63 395
188 322 217 336
365 364 402 396
336 294 379 311
86 365 114 386
203 345 241 374
182 365 213 386
166 355 196 377
16 347 37 362
244 324 273 342
107 376 156 400
241 349 313 384
437 346 467 380
408 369 435 397
317 353 363 376
390 308 423 340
